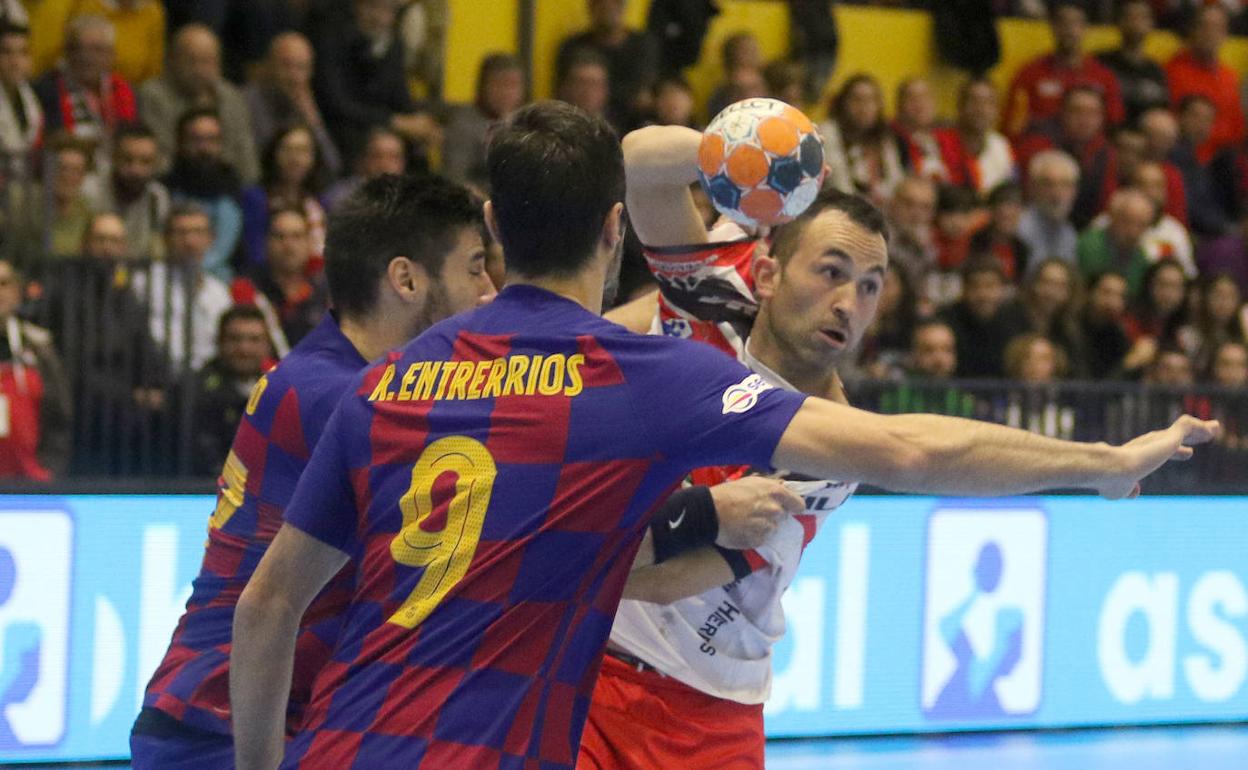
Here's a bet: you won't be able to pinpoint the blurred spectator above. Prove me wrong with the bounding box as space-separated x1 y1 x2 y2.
164 108 243 281
1098 0 1168 123
1004 332 1067 383
1001 256 1085 373
32 15 136 146
313 0 440 168
1185 273 1246 373
820 74 906 205
81 211 128 260
1076 187 1155 294
909 319 957 379
788 0 839 102
763 59 805 108
940 257 1028 378
934 77 1016 196
192 304 272 474
132 203 232 370
241 124 327 270
1145 344 1194 386
323 127 406 212
888 175 938 294
73 0 165 86
1138 106 1189 224
443 53 524 189
708 31 762 117
893 77 944 178
1080 270 1137 379
1002 2 1124 136
649 76 696 128
556 0 659 132
1170 94 1238 238
92 123 168 260
557 48 613 124
1125 258 1189 348
1112 125 1147 190
244 32 342 181
858 264 919 379
138 24 259 184
231 208 328 352
931 0 1001 77
1018 149 1080 267
1116 160 1195 275
933 183 985 276
1211 339 1248 387
0 257 71 481
1165 4 1244 161
969 181 1031 281
173 0 295 82
11 136 97 263
1015 86 1115 229
646 0 720 76
0 22 40 179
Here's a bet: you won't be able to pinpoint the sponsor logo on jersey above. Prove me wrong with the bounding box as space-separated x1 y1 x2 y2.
721 374 774 415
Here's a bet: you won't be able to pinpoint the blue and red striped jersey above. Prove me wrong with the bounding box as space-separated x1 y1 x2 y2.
278 285 807 769
142 314 366 735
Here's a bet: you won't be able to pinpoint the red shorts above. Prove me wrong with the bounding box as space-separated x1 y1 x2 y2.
577 653 765 770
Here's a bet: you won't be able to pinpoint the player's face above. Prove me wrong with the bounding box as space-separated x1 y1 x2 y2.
761 211 887 372
429 227 495 323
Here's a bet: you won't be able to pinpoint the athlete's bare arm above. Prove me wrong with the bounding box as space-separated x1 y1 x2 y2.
231 525 348 770
776 402 1219 499
622 126 708 248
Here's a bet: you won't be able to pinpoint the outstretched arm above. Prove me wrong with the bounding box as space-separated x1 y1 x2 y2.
622 125 709 248
774 400 1219 499
231 525 349 770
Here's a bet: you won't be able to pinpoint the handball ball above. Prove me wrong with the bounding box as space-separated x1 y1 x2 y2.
697 98 825 228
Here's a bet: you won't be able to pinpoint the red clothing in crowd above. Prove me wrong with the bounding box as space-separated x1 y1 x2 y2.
1166 49 1245 162
0 363 49 481
1003 54 1125 137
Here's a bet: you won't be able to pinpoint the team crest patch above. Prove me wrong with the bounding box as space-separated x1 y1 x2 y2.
721 374 774 414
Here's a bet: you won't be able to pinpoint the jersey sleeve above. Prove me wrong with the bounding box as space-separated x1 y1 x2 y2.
282 393 363 554
623 335 807 472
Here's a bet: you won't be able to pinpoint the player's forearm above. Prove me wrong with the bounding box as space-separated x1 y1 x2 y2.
231 589 301 770
622 125 702 187
623 547 736 604
882 413 1118 495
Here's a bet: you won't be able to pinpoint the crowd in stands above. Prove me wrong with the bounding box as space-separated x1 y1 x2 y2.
0 0 1244 481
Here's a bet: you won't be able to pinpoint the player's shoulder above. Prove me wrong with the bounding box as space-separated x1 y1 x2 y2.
256 317 365 408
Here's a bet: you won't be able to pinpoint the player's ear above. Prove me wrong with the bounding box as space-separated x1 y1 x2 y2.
387 256 429 306
753 252 780 300
601 202 625 250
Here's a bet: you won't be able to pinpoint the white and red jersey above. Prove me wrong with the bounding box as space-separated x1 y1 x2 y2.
612 235 856 704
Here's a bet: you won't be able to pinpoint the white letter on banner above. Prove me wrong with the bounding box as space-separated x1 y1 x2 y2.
834 524 869 709
137 525 193 712
1183 571 1248 703
1098 572 1177 704
766 578 825 714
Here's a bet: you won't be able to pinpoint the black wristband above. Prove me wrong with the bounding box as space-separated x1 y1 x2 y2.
649 486 718 563
713 546 755 581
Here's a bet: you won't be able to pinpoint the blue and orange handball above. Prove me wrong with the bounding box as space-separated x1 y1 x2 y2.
697 98 826 228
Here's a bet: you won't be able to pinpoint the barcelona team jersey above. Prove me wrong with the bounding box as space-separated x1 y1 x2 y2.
142 314 366 735
279 285 807 769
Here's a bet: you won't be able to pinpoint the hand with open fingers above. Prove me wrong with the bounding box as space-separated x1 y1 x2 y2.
1096 416 1222 500
711 476 806 550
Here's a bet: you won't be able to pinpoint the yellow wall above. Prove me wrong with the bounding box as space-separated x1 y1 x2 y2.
442 0 521 104
513 2 1248 122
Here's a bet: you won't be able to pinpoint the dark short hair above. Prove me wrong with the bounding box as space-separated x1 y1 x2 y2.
986 180 1023 207
912 318 954 346
486 101 623 278
937 183 979 214
325 173 484 319
558 47 609 87
477 52 522 96
218 304 267 340
115 122 157 146
769 188 889 266
165 201 212 232
1178 93 1216 115
961 255 1005 283
176 107 221 144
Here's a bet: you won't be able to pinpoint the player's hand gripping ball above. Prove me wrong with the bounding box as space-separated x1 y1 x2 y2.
697 98 826 228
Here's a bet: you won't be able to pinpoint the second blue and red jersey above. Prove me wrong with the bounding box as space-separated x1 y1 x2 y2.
279 284 808 769
142 314 366 735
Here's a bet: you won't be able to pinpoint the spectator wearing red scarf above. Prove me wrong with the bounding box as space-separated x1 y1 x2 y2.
32 15 135 145
230 208 327 355
934 78 1017 196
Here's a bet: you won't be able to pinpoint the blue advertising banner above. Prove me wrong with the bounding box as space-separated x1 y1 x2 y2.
0 495 1245 762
